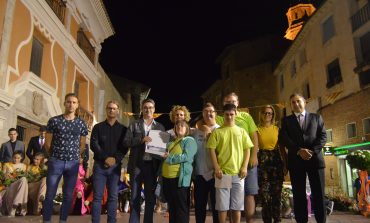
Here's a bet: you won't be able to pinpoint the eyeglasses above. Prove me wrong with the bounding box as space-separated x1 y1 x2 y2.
143 106 154 110
262 112 273 116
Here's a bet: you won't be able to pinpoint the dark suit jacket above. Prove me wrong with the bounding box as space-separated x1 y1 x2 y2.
26 136 48 161
123 119 165 174
0 140 25 163
279 112 327 169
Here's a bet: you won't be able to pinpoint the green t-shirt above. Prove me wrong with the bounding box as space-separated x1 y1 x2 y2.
207 125 254 175
216 111 258 135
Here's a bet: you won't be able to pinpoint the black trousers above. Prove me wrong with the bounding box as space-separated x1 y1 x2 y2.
290 168 326 223
194 175 218 223
162 177 190 223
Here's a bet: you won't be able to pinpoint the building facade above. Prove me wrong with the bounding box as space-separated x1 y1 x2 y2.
0 0 134 164
274 0 370 197
202 35 289 120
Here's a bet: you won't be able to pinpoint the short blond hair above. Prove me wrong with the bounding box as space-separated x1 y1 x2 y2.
169 105 191 123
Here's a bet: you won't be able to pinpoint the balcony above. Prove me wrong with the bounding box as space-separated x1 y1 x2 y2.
77 29 95 64
351 3 370 32
45 0 66 23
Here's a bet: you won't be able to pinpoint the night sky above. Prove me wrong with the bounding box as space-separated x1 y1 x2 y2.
100 1 291 127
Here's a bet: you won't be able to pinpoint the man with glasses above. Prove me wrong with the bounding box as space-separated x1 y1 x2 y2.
216 92 259 223
124 98 165 223
90 101 128 223
193 102 220 223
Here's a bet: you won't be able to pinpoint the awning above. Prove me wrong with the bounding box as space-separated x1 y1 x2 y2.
333 141 370 156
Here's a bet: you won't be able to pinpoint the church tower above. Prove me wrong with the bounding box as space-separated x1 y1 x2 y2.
284 0 316 40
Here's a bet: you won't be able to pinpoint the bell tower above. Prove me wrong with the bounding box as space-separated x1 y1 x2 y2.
284 0 316 40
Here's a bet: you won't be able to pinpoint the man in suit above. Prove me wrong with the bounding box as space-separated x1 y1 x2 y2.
26 125 48 162
0 128 25 163
279 93 327 223
123 98 165 223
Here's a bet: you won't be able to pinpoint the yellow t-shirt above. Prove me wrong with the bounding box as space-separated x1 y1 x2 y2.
162 139 182 178
258 125 279 151
207 125 253 175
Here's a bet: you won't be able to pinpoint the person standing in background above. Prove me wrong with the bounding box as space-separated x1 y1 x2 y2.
26 125 48 162
0 128 25 164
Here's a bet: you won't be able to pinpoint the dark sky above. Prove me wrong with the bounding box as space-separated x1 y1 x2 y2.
100 1 291 126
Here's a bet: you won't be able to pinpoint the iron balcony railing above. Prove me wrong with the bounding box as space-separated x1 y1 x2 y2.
77 29 95 64
45 0 66 23
351 3 370 32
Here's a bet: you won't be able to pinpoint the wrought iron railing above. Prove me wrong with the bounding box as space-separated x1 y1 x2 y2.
45 0 66 23
351 3 370 32
77 29 95 64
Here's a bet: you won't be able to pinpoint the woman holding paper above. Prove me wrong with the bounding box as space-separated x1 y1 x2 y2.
162 120 197 223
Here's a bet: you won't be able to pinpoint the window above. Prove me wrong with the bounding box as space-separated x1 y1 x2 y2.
360 31 370 61
74 82 80 98
363 118 370 134
30 37 43 76
347 123 357 139
302 82 311 99
280 73 284 91
291 60 297 78
326 129 333 143
326 59 343 88
322 16 335 43
299 49 307 67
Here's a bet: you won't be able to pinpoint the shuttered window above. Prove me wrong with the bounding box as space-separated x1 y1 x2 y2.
30 37 43 77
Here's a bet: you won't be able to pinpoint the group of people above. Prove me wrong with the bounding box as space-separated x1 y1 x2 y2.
0 91 328 223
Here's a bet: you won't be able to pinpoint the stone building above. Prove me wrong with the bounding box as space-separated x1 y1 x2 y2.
274 0 370 197
202 35 289 121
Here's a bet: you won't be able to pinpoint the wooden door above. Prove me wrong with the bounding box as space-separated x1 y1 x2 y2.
16 117 42 164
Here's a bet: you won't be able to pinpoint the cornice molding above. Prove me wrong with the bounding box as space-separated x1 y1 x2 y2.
73 0 114 44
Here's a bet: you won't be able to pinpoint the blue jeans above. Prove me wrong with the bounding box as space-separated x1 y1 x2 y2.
43 157 79 222
129 161 159 223
92 162 120 223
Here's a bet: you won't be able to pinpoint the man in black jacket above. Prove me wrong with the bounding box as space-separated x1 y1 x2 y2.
124 98 165 223
26 126 48 162
279 93 327 223
90 100 128 223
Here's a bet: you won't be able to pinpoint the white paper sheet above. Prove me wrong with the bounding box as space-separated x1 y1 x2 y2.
214 174 232 189
145 130 170 156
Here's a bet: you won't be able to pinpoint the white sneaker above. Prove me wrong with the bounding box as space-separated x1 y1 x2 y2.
327 201 334 215
124 201 129 213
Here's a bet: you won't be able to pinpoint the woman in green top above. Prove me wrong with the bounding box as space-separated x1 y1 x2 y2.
257 105 284 223
162 120 197 223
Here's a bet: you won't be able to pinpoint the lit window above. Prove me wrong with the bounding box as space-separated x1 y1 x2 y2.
326 129 333 143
